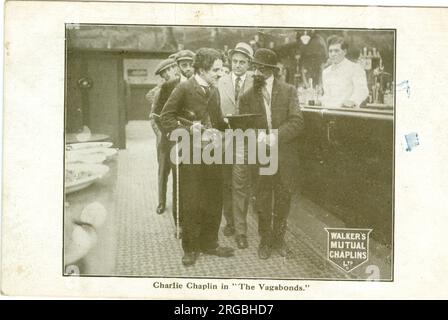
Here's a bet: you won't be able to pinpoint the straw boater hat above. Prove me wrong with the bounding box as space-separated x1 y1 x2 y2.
229 42 254 60
154 58 177 76
174 49 195 63
252 48 279 69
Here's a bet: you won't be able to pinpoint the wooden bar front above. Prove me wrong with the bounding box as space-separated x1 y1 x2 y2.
298 106 394 246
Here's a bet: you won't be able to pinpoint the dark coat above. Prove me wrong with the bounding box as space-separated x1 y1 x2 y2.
153 78 181 131
238 78 305 189
160 77 228 134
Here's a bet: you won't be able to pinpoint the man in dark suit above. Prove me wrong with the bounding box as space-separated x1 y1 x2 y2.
152 50 194 225
160 48 234 267
146 58 179 215
238 48 305 259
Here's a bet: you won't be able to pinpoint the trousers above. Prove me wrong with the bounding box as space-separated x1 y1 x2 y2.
178 162 223 253
255 171 291 244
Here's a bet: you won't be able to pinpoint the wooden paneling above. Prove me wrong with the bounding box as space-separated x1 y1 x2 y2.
126 85 154 121
299 110 393 245
65 50 127 148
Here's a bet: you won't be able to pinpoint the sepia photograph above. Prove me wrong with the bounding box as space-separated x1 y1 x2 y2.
4 0 448 299
63 24 394 281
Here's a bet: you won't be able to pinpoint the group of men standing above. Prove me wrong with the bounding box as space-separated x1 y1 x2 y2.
147 42 304 267
147 35 369 267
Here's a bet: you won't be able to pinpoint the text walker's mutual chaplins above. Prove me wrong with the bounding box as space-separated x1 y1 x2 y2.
65 27 394 280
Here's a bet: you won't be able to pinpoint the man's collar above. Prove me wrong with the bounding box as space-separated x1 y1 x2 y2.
232 72 247 83
194 74 209 87
331 58 348 70
265 75 274 87
180 74 188 82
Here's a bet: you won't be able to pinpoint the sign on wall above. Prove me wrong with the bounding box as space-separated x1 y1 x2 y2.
123 59 163 85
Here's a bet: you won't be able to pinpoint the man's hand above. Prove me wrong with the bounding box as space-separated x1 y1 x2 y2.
190 122 204 135
258 131 277 148
342 100 356 108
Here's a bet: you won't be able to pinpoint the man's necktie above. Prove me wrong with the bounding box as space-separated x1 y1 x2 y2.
200 85 212 128
262 85 272 131
201 85 210 98
234 76 242 102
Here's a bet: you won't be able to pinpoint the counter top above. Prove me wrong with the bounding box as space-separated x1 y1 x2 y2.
301 105 394 121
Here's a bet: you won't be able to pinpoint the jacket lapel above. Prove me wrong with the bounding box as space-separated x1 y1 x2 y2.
223 75 235 104
192 78 207 99
242 72 253 94
253 88 269 129
270 79 280 110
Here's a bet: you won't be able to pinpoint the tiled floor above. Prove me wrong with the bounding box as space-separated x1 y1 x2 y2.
112 121 362 280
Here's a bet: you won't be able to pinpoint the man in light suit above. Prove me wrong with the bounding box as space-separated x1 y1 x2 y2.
238 48 305 259
217 42 254 248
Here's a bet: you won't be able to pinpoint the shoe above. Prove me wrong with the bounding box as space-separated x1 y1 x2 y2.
182 252 198 266
223 225 235 237
235 235 248 249
202 246 234 257
274 241 290 257
156 203 165 214
258 243 271 260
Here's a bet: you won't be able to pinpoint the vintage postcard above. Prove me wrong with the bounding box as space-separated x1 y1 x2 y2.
2 1 448 299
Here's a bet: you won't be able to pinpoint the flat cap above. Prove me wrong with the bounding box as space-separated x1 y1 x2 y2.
154 58 177 76
175 49 195 62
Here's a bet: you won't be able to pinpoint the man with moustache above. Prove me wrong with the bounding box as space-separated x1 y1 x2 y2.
146 58 179 216
160 48 234 267
238 48 304 259
217 42 254 248
152 50 195 221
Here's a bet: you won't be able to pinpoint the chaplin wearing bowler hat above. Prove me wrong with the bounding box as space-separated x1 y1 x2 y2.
161 48 234 267
238 47 305 260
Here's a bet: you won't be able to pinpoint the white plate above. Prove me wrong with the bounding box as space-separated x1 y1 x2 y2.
66 142 113 151
65 163 110 194
67 147 118 159
66 153 107 164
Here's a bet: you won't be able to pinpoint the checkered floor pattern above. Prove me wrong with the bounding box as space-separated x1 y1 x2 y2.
114 121 351 280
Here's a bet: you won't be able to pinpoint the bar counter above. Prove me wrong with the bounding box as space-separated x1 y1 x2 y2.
298 105 394 245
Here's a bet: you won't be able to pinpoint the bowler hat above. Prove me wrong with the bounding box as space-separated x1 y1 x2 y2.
252 48 279 69
175 50 195 62
229 42 254 60
154 58 177 76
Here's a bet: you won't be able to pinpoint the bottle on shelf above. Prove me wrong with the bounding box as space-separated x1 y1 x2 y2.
307 78 315 105
383 82 393 107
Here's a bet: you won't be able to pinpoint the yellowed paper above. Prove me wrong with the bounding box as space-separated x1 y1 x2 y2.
2 0 448 299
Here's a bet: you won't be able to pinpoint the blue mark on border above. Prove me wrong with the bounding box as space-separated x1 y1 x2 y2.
405 132 419 151
396 80 411 98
